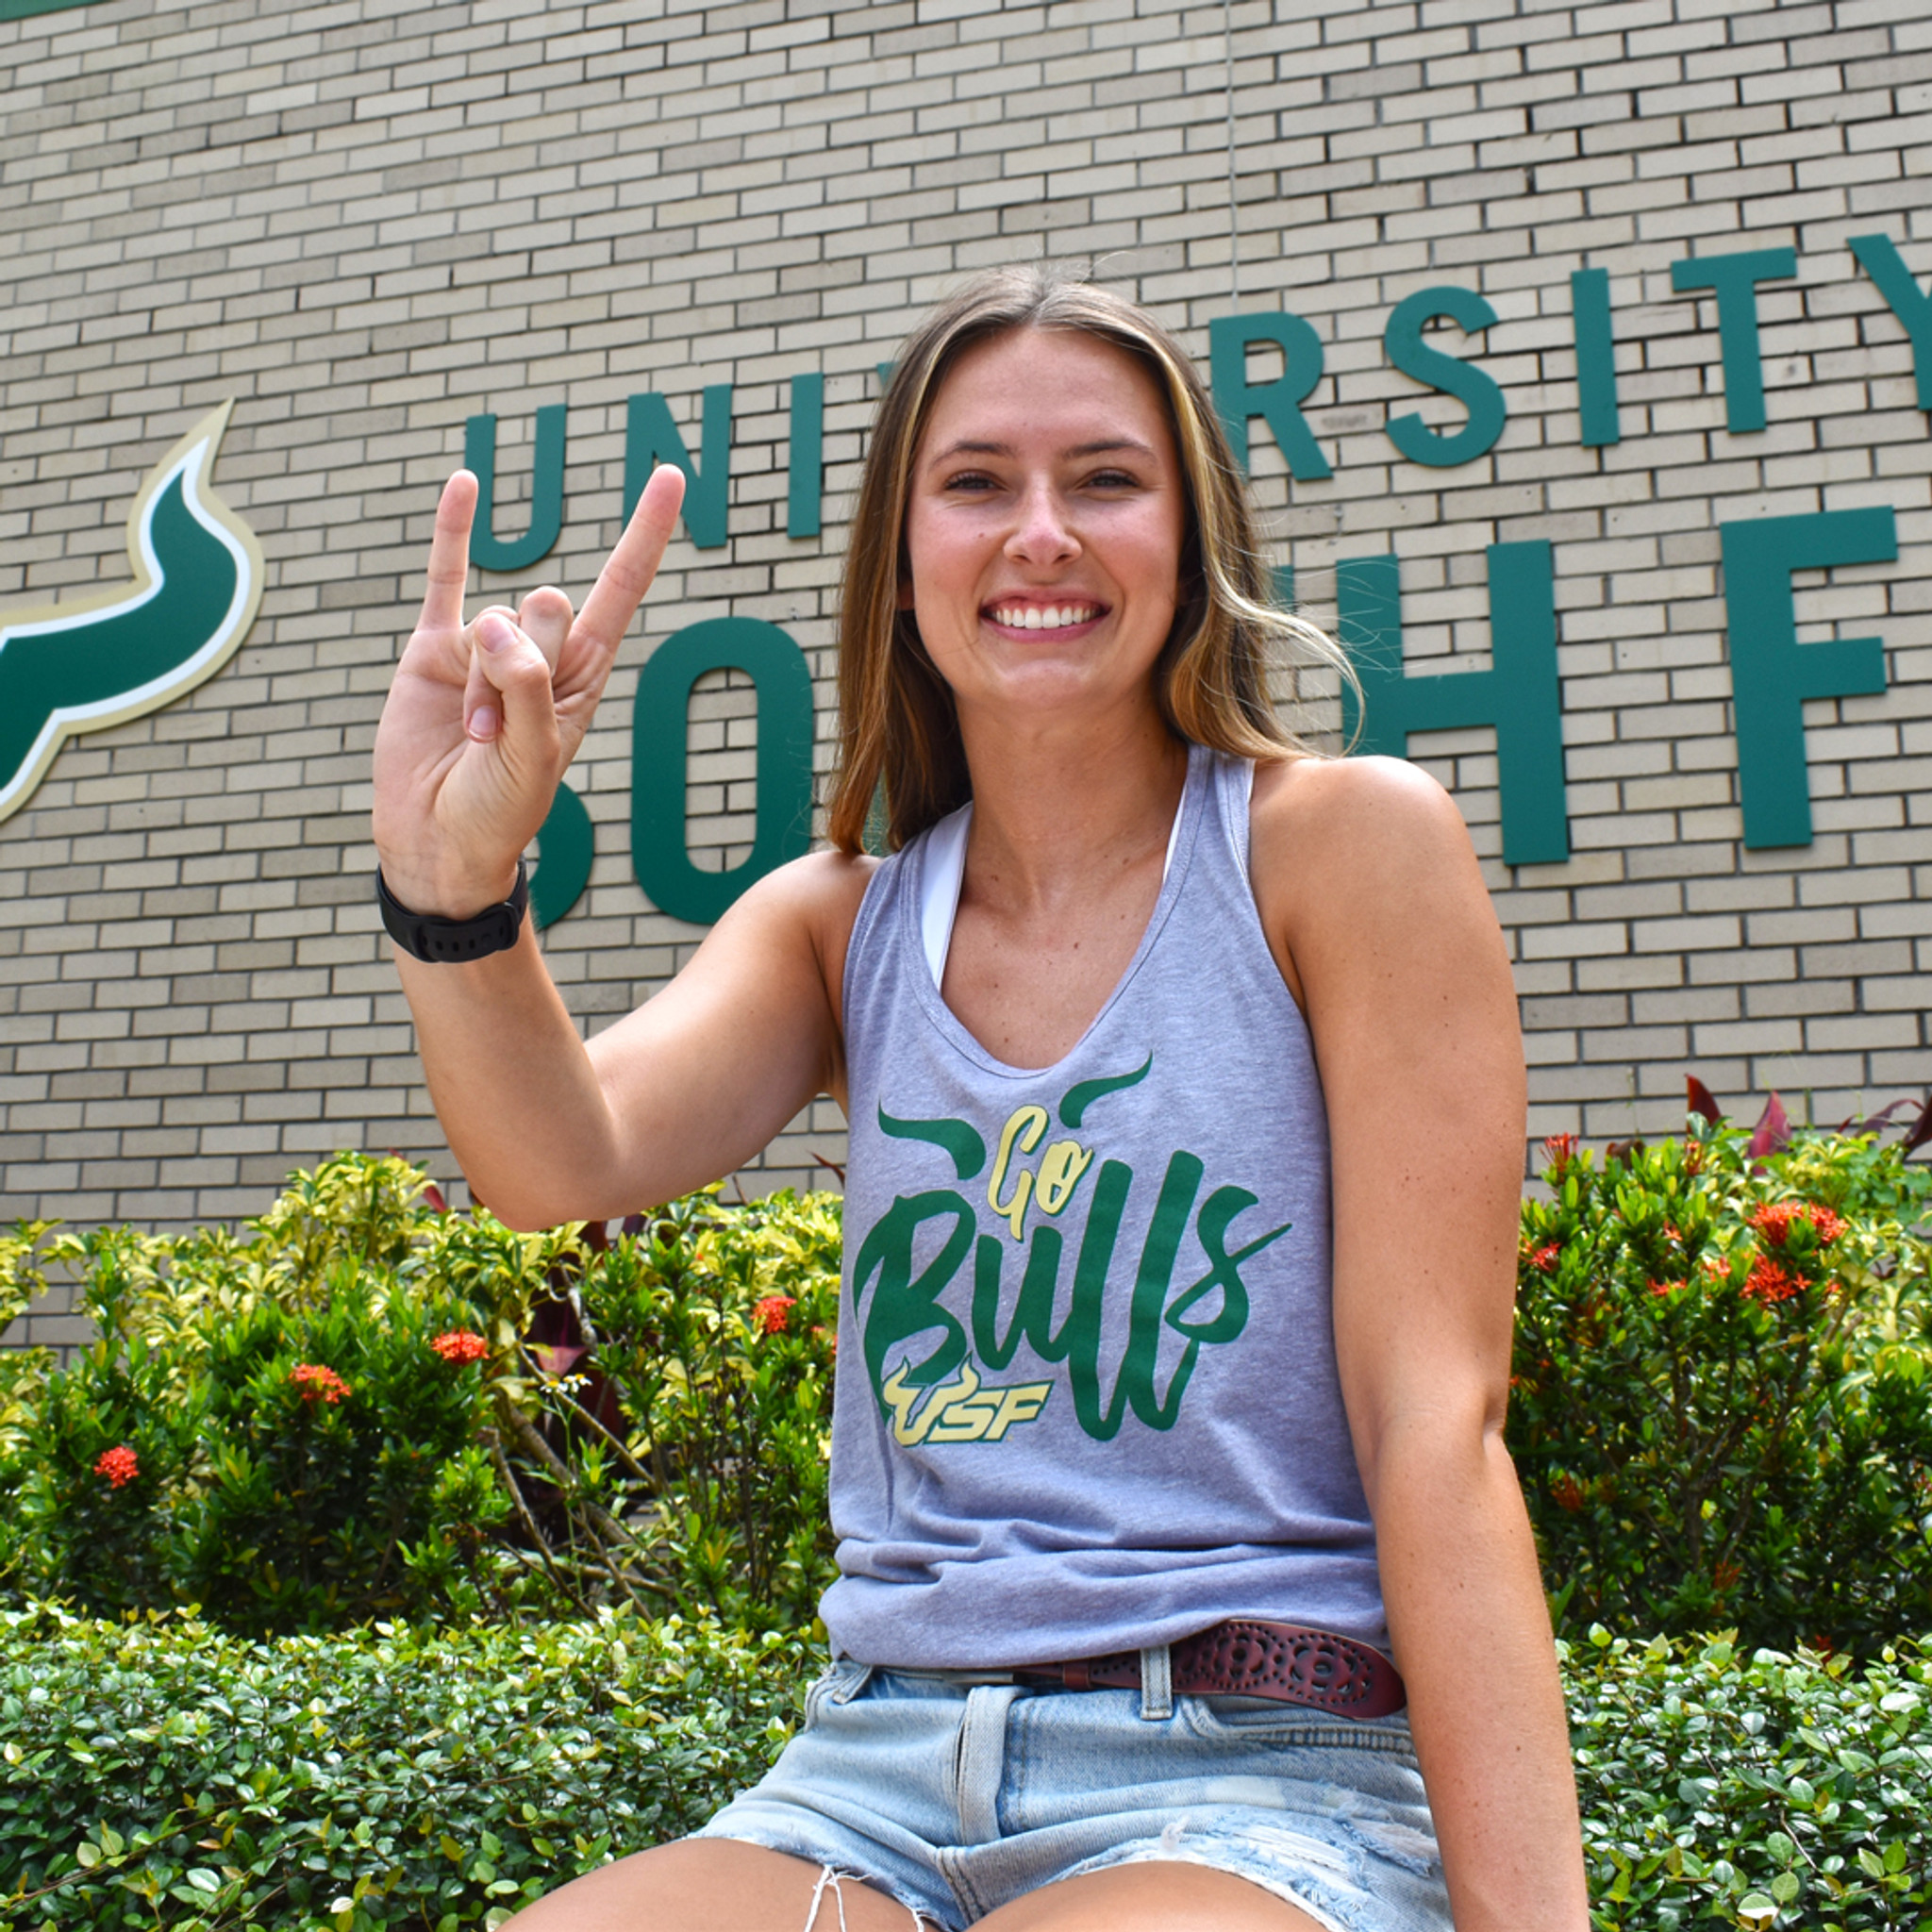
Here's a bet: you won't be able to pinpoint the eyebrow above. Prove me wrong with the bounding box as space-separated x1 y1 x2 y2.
924 437 1163 467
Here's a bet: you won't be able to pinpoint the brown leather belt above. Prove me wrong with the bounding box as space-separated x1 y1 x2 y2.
1018 1618 1407 1719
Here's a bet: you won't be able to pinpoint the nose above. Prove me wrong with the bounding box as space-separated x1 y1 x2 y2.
1005 480 1079 567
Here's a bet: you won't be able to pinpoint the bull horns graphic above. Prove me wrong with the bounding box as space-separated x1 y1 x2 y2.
0 401 264 824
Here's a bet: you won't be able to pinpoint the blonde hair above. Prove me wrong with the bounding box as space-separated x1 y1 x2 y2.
826 266 1346 855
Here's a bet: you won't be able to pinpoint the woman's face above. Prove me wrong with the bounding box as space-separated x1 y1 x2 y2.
900 326 1187 735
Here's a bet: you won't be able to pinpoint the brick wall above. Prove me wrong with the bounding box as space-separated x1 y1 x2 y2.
6 0 1932 1348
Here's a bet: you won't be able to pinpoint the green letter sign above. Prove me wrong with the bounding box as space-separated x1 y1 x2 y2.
1669 248 1797 434
1383 287 1507 468
463 405 566 573
1208 313 1333 479
631 617 815 924
1571 267 1620 447
1318 542 1567 866
1720 508 1896 849
789 373 824 539
529 782 594 929
1849 234 1932 410
625 387 733 549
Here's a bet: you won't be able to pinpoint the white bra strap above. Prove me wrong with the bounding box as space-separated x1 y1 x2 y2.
920 780 1189 989
921 801 973 987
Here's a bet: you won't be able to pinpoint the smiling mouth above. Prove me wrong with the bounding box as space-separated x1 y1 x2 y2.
986 603 1101 630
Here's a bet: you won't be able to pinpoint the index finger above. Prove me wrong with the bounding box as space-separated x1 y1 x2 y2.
418 470 478 637
573 462 687 657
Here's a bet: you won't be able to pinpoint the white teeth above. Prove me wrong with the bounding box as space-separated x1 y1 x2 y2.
992 605 1095 629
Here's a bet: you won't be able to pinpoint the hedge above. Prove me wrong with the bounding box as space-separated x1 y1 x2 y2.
2 1607 1927 1932
0 1605 804 1932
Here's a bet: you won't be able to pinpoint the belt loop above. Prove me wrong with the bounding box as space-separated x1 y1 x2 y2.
1138 1643 1173 1722
828 1663 874 1707
955 1685 1023 1843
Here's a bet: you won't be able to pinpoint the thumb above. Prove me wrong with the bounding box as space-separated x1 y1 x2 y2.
469 609 562 786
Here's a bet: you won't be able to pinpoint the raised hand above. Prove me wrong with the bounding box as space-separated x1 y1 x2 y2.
373 463 686 918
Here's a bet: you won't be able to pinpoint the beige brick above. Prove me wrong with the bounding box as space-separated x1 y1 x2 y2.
7 0 1932 1274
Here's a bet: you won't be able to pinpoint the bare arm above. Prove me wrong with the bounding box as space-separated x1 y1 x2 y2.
1256 755 1589 1932
373 469 869 1227
392 852 869 1226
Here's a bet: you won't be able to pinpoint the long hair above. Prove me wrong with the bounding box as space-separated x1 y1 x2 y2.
826 266 1348 855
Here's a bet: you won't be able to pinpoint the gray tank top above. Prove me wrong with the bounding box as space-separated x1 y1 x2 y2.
823 744 1387 1665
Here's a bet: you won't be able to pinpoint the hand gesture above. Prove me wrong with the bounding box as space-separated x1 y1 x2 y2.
373 463 687 917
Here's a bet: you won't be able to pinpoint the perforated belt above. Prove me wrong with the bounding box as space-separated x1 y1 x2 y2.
1018 1618 1407 1719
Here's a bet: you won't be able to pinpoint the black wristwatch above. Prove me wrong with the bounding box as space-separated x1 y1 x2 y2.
377 860 528 962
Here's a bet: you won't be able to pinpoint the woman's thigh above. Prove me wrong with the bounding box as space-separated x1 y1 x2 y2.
500 1838 929 1932
498 1841 1324 1932
977 1862 1325 1931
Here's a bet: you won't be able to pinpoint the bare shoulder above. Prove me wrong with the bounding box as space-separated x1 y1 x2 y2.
1249 753 1502 1010
727 843 879 926
1253 752 1474 883
710 844 881 1024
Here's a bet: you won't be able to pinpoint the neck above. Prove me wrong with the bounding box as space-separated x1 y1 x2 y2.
954 700 1190 910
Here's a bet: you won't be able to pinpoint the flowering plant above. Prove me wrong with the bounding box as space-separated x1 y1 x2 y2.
1509 1114 1932 1654
0 1155 841 1634
752 1294 796 1335
289 1362 350 1405
429 1328 489 1364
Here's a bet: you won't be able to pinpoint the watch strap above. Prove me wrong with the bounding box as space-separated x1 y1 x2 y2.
377 860 528 963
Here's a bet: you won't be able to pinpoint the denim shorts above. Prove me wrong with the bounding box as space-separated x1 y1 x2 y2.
690 1656 1452 1931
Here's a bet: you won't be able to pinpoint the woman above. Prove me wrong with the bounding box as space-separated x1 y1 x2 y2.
373 270 1588 1932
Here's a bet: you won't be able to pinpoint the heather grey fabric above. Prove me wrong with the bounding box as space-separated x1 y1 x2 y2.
824 744 1386 1665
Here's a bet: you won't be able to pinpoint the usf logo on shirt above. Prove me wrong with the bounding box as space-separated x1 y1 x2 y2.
853 1055 1292 1448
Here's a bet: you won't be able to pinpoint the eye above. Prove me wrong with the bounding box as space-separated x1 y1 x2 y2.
941 469 1001 494
1084 467 1142 491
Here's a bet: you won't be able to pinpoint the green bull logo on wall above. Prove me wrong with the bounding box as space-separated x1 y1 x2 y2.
0 403 263 824
854 1056 1291 1447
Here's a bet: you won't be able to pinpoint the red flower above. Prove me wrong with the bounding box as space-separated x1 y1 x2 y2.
753 1295 796 1336
1524 1243 1559 1274
1749 1200 1847 1248
1742 1257 1807 1306
430 1329 489 1365
93 1445 139 1489
1541 1133 1578 1176
1552 1476 1585 1512
1806 1204 1846 1244
291 1362 350 1405
1647 1277 1677 1297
